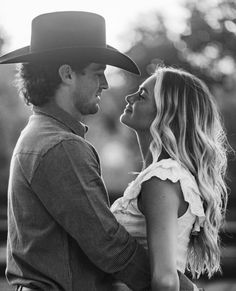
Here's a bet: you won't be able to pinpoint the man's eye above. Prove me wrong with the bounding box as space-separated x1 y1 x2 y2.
97 71 105 76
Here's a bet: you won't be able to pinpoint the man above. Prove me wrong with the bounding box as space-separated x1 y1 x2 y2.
0 11 194 291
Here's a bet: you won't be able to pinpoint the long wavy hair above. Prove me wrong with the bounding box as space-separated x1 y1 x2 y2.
149 66 229 278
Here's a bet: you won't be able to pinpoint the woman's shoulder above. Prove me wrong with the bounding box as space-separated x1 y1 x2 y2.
115 159 189 206
111 158 205 230
137 158 191 185
147 159 205 230
140 171 183 209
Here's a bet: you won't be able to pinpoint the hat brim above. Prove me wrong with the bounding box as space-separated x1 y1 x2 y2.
0 45 140 75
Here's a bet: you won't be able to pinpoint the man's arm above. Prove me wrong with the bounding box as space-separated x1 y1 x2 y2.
31 138 150 290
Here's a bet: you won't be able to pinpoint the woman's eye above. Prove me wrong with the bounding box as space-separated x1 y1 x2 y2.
138 89 145 98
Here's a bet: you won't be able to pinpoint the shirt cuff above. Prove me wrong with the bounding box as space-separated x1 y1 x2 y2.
113 243 150 291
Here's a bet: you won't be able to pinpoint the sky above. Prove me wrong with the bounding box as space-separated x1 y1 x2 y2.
0 0 188 54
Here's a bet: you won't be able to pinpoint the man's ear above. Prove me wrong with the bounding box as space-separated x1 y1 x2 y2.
58 64 74 84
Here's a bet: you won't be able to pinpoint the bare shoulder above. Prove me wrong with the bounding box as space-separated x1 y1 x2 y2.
141 176 182 198
139 177 188 217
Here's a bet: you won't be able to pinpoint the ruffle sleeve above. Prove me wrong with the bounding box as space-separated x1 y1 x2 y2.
121 158 205 233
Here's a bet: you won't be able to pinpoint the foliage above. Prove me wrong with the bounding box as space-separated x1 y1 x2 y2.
110 0 236 209
0 0 235 205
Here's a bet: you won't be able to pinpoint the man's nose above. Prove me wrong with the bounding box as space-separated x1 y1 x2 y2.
101 75 109 90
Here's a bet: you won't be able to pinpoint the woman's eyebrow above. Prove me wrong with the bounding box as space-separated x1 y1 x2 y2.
138 86 148 94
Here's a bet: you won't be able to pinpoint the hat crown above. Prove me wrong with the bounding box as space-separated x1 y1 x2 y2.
30 11 106 52
0 11 140 75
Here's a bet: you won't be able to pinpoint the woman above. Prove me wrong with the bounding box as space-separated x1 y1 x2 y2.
111 67 229 291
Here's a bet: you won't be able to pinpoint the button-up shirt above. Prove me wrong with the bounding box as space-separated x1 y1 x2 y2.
6 103 150 291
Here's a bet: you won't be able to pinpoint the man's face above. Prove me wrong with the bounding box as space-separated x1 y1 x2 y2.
71 63 108 118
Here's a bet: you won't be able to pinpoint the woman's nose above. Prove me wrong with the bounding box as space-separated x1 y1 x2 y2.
126 93 135 104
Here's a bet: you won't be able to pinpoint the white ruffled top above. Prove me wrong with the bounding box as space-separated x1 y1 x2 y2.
111 158 205 272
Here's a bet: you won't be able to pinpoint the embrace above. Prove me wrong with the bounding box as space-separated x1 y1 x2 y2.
0 11 229 291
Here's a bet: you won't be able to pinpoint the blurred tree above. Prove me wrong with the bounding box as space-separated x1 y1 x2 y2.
0 0 235 279
0 34 30 201
122 0 236 85
0 0 236 202
181 0 236 84
107 0 236 209
103 2 236 277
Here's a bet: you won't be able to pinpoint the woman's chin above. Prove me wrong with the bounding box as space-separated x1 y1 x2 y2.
120 114 133 129
120 113 128 124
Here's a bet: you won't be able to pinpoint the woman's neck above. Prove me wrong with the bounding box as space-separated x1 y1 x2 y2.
136 131 153 169
136 131 170 169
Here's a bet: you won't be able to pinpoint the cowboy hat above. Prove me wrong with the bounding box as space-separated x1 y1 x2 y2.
0 11 140 75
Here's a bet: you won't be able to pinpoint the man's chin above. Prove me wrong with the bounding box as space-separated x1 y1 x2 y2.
88 105 100 115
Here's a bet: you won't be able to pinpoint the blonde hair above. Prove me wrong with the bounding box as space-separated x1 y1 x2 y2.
149 66 228 278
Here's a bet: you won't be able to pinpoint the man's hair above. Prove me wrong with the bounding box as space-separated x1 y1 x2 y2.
16 61 89 106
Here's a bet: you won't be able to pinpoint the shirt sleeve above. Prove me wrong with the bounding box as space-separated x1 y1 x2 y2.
31 137 150 290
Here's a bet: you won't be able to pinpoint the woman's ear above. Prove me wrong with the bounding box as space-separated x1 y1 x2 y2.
58 64 74 84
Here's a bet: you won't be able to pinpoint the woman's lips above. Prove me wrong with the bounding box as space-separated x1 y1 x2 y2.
124 106 132 113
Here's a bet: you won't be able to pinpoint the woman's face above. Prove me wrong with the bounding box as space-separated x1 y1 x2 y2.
120 75 157 132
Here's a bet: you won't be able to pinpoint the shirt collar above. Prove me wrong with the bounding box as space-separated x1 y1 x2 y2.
33 103 88 138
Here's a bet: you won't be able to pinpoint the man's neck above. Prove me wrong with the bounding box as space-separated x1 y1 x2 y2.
53 92 83 123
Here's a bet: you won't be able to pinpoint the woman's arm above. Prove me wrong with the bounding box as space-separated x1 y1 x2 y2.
139 177 183 291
